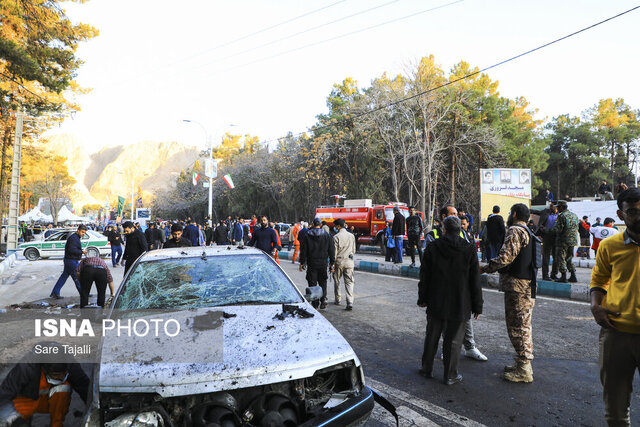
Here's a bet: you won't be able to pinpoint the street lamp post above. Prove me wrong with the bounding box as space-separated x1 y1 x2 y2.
183 119 212 223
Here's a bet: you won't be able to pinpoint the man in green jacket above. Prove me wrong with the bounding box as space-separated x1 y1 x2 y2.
551 200 579 283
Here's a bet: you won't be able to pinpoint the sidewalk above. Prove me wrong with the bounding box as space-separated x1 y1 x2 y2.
278 248 593 302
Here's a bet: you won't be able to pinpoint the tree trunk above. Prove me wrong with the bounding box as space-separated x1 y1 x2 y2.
389 158 399 202
556 163 560 199
610 132 615 188
450 115 457 204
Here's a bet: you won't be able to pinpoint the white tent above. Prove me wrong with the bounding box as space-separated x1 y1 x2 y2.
18 206 53 222
55 205 90 223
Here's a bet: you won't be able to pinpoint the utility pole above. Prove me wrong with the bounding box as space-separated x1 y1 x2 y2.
131 180 134 221
7 108 24 252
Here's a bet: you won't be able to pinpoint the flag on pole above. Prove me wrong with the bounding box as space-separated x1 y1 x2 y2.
192 171 199 186
222 174 235 189
117 196 125 217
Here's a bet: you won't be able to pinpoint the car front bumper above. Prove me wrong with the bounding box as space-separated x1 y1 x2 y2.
299 386 374 427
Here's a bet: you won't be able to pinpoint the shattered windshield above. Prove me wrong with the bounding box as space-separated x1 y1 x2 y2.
115 254 302 310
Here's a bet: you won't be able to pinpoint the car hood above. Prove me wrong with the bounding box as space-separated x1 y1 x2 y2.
98 305 359 397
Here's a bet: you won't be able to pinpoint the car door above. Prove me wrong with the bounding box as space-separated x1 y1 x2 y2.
42 231 67 257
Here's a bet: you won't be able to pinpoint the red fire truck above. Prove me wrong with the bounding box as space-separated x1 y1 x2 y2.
315 199 423 251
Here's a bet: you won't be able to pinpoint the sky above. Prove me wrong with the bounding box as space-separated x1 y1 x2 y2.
49 0 640 153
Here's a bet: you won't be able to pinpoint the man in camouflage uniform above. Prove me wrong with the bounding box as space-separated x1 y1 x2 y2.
551 200 579 283
481 203 535 383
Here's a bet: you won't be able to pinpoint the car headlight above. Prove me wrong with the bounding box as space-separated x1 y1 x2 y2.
104 411 165 427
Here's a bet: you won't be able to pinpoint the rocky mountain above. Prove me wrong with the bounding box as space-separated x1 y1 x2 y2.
45 135 201 208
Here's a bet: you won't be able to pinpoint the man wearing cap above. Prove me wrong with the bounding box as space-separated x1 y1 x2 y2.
50 225 88 299
300 218 335 309
122 221 148 274
551 200 579 283
481 203 538 383
164 224 192 248
332 218 356 310
0 344 89 427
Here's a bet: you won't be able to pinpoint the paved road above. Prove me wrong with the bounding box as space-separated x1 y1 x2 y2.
1 256 637 426
277 261 636 426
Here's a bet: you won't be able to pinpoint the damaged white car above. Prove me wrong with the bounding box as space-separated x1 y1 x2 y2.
83 246 380 426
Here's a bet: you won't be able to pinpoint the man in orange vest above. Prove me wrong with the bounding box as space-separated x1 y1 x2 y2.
270 222 282 264
291 218 302 263
0 346 89 427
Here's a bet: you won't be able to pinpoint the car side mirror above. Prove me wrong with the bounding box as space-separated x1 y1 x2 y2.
305 286 323 302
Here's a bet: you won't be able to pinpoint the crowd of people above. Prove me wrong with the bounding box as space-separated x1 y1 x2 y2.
3 186 640 426
417 187 640 426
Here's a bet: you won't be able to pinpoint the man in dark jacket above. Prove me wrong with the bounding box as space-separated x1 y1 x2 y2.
533 203 558 280
204 224 214 246
426 204 488 362
299 218 335 309
144 223 162 250
50 225 87 299
104 225 123 267
181 220 200 247
214 220 229 245
486 205 506 260
418 216 482 385
391 207 406 264
122 221 147 274
248 216 280 254
163 224 192 248
232 218 244 245
0 345 89 426
406 206 423 267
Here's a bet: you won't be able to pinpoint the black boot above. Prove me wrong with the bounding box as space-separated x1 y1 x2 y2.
542 273 550 281
568 272 578 283
555 272 568 283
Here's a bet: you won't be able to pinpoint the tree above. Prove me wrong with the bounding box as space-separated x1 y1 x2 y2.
589 98 640 186
29 154 75 224
0 0 97 220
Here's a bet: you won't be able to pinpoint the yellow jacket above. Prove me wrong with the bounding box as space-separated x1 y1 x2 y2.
590 232 640 333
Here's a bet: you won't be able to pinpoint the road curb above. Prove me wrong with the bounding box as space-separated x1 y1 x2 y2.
278 250 589 302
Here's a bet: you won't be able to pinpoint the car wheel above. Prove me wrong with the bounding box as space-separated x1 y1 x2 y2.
87 247 100 258
24 247 39 261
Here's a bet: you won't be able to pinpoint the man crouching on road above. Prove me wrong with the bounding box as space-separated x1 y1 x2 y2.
590 187 640 426
418 216 483 385
0 343 89 427
481 203 537 383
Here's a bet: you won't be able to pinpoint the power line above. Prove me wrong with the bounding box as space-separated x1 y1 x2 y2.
191 0 464 78
189 0 402 72
257 4 640 147
123 0 349 84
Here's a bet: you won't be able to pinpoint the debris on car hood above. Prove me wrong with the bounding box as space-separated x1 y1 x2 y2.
273 303 314 320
